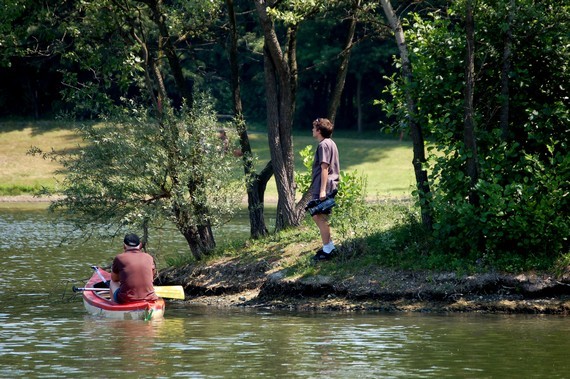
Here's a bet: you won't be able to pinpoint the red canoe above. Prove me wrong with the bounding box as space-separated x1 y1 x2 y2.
81 268 165 320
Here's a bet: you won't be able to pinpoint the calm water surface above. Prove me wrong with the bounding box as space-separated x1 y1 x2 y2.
0 204 568 378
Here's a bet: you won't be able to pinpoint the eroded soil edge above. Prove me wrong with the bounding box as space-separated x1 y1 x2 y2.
157 259 570 314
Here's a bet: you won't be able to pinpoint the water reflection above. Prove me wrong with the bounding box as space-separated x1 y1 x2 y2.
83 318 166 374
1 205 570 378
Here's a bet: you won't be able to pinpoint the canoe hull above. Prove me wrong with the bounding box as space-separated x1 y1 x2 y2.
82 268 165 320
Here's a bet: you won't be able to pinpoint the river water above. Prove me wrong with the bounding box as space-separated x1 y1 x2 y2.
0 203 568 378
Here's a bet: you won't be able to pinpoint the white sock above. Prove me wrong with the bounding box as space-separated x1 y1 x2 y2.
323 242 335 254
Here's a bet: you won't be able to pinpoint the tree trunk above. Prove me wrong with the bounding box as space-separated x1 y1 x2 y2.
179 224 215 261
141 0 216 256
146 0 193 106
254 0 301 231
247 161 273 238
464 0 479 206
500 0 515 141
226 0 270 238
380 0 433 230
263 49 297 230
328 0 361 124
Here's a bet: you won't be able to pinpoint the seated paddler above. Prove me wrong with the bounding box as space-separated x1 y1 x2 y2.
109 233 158 303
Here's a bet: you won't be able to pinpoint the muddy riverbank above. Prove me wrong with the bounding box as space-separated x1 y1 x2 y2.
157 257 570 315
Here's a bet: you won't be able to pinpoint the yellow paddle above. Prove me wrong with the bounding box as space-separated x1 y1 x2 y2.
152 285 185 299
74 285 185 300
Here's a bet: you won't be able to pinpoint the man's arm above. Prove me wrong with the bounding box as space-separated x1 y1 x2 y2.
319 162 329 200
111 259 120 282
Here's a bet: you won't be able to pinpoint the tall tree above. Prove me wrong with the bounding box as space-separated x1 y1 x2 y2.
380 0 433 229
383 0 569 258
40 0 238 260
463 0 479 206
226 0 271 239
252 0 305 230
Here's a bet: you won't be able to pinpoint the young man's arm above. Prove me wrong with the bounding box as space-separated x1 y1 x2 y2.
319 162 329 200
111 258 120 282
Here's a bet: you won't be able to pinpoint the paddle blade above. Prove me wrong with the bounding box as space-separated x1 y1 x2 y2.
154 285 185 300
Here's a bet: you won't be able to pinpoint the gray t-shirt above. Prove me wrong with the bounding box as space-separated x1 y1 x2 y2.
311 138 340 199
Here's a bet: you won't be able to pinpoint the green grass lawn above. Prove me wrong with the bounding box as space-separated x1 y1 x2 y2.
0 120 415 199
0 121 84 193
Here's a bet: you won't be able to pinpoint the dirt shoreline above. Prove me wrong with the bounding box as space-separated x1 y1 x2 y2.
157 259 570 315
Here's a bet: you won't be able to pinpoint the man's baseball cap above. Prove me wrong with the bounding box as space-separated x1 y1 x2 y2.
124 233 140 247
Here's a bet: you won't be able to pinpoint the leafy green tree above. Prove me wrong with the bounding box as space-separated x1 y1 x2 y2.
379 0 433 230
325 0 361 124
35 96 242 260
294 1 396 132
225 0 271 239
383 0 569 264
33 0 243 260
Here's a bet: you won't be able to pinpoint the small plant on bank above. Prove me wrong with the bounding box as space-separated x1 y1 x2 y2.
0 184 44 196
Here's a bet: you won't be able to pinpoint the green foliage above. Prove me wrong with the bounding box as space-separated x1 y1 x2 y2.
34 93 243 243
328 170 368 257
335 170 367 212
294 144 315 194
381 0 569 265
57 0 223 118
267 0 337 26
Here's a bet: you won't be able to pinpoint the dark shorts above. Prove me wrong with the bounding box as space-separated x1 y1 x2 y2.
113 288 120 303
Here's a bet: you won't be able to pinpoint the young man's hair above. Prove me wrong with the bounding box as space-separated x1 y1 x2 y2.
313 118 334 138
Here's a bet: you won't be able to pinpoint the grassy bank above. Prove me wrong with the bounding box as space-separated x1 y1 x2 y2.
170 200 432 273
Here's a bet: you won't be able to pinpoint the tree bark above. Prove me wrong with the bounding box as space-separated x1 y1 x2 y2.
380 0 433 230
179 224 215 261
144 0 193 106
247 161 273 238
254 0 302 231
226 0 270 238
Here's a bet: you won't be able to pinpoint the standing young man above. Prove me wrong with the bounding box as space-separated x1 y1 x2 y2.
309 118 340 261
110 233 158 303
